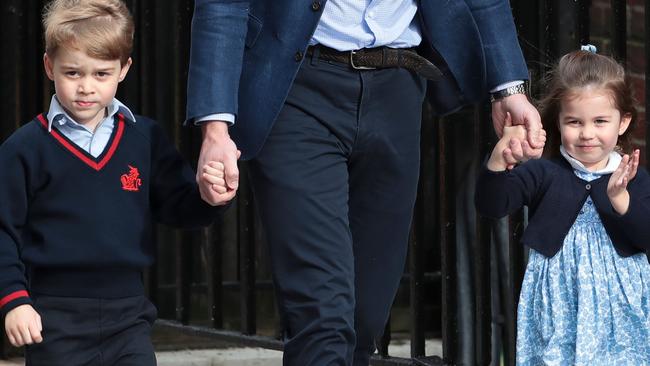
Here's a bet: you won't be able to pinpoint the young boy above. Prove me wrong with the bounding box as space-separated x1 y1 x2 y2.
0 1 232 364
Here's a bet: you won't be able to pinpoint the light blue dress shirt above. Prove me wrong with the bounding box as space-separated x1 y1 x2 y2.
46 95 136 158
310 0 421 50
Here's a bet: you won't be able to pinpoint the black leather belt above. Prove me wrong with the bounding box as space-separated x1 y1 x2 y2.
307 45 442 81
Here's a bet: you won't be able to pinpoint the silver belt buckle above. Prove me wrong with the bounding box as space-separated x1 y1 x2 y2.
350 50 376 70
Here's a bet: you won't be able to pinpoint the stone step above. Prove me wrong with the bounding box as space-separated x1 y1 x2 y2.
0 339 442 366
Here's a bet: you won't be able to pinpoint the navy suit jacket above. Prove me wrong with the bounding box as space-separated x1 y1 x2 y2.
186 0 529 159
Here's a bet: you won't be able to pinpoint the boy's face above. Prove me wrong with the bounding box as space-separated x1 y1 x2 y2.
44 47 131 129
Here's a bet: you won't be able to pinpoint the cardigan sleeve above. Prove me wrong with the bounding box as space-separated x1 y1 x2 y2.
598 168 650 251
475 159 547 219
148 121 226 228
0 139 33 316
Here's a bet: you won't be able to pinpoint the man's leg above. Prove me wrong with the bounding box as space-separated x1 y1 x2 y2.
348 68 426 365
249 57 363 365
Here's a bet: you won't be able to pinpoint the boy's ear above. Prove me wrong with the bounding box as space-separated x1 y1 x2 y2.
619 113 632 135
43 53 55 81
118 57 132 82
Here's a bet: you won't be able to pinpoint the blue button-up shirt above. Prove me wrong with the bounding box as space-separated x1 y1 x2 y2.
46 95 136 158
310 0 421 50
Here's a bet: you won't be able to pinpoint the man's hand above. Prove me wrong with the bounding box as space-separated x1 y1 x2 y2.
5 304 42 347
492 93 545 166
198 121 241 205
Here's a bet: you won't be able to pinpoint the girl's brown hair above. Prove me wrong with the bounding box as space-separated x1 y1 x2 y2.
538 50 637 157
43 0 134 66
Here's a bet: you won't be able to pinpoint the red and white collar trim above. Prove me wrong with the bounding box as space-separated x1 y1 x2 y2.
37 113 125 171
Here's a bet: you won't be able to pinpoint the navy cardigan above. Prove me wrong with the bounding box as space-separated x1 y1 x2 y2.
475 157 650 258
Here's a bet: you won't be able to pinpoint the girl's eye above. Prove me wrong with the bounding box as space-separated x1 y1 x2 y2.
595 119 608 124
567 120 581 125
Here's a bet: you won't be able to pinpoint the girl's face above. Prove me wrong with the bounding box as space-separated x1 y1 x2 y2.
558 88 631 171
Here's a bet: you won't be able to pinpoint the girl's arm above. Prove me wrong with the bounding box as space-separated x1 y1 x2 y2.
486 120 527 171
607 150 639 215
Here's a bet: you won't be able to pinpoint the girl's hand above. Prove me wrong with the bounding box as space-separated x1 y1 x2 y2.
4 304 43 347
607 149 640 214
487 112 526 171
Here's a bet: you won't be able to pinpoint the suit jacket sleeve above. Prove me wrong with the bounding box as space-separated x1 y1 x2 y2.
186 0 250 125
465 0 529 88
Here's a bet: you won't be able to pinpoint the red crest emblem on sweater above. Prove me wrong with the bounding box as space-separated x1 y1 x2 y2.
120 165 142 192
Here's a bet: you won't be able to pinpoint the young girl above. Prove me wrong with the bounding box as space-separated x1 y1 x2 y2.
476 49 650 365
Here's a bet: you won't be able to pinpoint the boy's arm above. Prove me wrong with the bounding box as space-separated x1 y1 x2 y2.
149 121 228 228
0 141 32 317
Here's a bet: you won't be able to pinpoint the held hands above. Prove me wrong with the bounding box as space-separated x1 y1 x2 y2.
491 93 545 167
200 161 233 206
607 149 640 215
198 121 241 206
486 112 528 171
5 304 43 347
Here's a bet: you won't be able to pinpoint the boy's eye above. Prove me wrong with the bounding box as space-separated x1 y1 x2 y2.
96 72 110 77
65 71 79 77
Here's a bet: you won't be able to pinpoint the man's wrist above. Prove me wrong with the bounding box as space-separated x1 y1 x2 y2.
201 120 230 139
490 83 528 103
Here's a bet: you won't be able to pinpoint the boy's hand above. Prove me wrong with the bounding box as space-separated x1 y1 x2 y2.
5 304 43 347
607 149 640 215
200 161 235 206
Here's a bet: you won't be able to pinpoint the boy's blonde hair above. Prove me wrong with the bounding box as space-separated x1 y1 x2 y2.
43 0 134 66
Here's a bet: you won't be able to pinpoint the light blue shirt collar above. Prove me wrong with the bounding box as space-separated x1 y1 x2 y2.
560 145 621 175
46 95 136 132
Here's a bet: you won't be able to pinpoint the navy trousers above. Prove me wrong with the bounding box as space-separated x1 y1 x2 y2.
249 49 427 365
25 294 157 366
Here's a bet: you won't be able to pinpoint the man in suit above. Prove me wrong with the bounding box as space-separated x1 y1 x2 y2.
186 1 542 364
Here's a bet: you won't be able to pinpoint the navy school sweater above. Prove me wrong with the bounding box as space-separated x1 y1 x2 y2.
0 113 224 315
475 157 650 258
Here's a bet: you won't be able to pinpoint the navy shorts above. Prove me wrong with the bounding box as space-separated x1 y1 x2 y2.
25 294 157 366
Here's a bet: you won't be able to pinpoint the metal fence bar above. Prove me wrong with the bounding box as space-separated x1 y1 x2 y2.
439 118 458 363
206 225 224 329
578 0 591 46
238 166 257 335
175 232 192 324
409 225 426 358
474 107 493 366
610 0 627 62
647 0 650 168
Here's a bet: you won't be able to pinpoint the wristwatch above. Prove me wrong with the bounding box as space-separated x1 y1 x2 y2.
489 83 527 103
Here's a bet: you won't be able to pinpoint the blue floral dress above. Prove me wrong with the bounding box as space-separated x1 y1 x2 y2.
516 153 650 366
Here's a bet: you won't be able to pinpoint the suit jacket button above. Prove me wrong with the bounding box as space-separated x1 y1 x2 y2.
294 51 303 62
311 1 321 11
585 183 591 190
